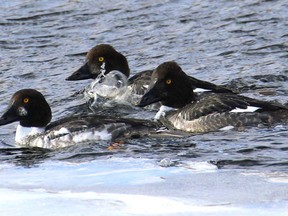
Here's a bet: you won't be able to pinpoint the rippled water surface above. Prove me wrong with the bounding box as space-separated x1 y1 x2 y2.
1 0 288 215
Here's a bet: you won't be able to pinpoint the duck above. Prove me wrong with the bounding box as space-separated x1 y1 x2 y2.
66 44 235 106
138 61 288 133
0 89 163 149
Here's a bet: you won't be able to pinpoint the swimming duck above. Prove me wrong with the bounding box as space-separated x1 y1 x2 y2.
0 89 162 149
66 44 234 105
138 61 288 133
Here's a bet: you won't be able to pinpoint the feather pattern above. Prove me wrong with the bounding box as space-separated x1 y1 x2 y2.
139 61 288 133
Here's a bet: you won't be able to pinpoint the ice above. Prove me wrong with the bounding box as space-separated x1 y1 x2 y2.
0 158 288 216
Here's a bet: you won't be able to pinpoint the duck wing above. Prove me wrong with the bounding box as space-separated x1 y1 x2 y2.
188 76 236 93
171 93 287 121
128 70 153 95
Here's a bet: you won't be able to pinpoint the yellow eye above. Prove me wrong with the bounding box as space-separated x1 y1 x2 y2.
98 57 104 62
166 79 172 85
23 98 29 103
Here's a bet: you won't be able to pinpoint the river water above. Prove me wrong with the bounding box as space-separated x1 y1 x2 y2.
0 0 288 215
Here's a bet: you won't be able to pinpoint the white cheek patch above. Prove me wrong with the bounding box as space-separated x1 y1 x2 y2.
230 106 260 113
17 107 27 116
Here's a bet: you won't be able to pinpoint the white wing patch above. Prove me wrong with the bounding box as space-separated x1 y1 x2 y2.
193 88 211 93
219 125 234 131
230 106 260 113
54 127 70 136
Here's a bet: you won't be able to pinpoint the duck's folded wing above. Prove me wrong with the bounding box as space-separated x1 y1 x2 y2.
173 94 252 121
188 76 236 93
128 70 153 95
162 93 288 133
176 93 288 122
45 115 161 141
239 95 288 111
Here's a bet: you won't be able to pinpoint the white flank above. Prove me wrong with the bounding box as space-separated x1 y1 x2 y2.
28 128 113 149
154 105 176 120
15 125 45 144
230 106 260 113
72 129 111 143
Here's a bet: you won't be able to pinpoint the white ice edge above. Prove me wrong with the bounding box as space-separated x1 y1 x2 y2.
1 158 288 216
1 188 288 216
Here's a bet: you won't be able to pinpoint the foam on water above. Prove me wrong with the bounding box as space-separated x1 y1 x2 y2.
84 71 128 104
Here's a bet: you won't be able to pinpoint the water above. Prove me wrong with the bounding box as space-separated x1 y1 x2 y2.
1 0 288 215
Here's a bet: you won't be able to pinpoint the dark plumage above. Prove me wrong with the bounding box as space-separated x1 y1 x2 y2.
139 61 288 133
0 89 162 148
66 44 235 99
66 44 130 80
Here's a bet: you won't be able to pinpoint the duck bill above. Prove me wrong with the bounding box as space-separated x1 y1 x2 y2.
0 105 20 126
66 62 95 81
138 86 162 107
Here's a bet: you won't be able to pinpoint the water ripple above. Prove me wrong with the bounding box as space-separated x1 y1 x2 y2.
0 0 288 172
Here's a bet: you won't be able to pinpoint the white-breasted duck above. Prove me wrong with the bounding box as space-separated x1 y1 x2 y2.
0 89 163 149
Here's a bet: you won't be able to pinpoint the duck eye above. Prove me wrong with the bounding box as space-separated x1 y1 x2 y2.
98 57 104 62
165 79 172 85
23 98 29 103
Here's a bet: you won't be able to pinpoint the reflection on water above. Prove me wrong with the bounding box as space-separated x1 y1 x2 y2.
0 147 51 167
0 0 288 214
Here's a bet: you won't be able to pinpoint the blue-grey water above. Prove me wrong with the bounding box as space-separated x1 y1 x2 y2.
0 0 288 215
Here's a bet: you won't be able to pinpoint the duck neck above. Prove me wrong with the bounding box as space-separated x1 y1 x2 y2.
15 124 45 144
163 91 196 109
